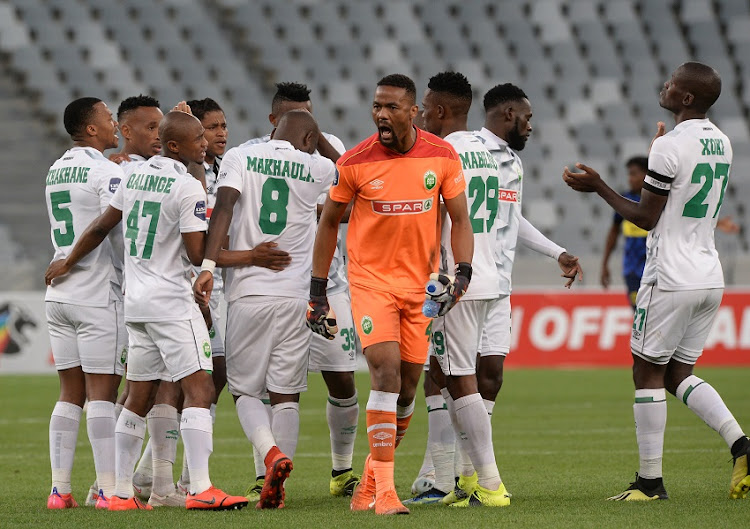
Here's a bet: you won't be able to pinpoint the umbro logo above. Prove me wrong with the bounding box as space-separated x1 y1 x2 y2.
369 179 384 190
372 431 392 441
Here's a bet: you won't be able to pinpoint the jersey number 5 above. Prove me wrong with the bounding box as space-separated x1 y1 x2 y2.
682 162 729 219
49 190 75 247
125 200 161 259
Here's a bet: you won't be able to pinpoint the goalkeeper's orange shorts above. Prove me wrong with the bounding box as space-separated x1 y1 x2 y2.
349 283 431 364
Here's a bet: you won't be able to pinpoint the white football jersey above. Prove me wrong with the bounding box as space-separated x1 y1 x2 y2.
641 118 731 290
218 140 336 300
441 131 501 300
193 158 224 301
111 154 148 291
45 146 124 307
242 131 349 295
110 155 208 322
475 127 524 295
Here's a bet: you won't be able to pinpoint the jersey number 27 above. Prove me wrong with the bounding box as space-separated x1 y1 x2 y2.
682 162 729 219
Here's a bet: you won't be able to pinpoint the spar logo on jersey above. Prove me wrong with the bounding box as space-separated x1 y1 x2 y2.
498 188 520 203
423 170 437 190
194 200 206 221
372 198 433 215
109 177 121 194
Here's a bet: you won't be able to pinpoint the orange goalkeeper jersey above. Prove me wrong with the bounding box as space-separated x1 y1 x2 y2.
329 127 465 293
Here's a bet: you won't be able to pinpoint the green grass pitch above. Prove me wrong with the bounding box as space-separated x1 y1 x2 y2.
1 368 748 528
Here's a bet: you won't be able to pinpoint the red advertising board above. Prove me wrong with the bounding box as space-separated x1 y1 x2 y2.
504 289 750 367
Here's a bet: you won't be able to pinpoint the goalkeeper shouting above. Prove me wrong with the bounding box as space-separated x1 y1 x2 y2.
307 74 473 515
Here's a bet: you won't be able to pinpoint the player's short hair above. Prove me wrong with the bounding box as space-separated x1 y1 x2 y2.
271 82 312 114
63 97 102 137
116 95 160 121
186 98 224 121
427 71 472 113
678 61 722 113
626 156 649 173
483 83 528 112
377 74 417 104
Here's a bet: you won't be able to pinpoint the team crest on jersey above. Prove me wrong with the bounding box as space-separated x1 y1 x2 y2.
361 315 373 335
202 341 211 358
424 170 437 190
194 201 206 221
120 347 127 365
109 177 121 194
372 198 433 215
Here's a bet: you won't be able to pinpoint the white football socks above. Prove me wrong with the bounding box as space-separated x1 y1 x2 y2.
453 393 502 490
327 393 359 471
441 388 474 477
86 400 116 497
180 407 213 495
426 394 455 493
483 399 495 416
237 395 276 463
114 408 146 498
133 438 153 486
147 404 179 496
272 402 300 459
676 375 746 448
633 388 667 479
49 401 83 494
251 400 273 478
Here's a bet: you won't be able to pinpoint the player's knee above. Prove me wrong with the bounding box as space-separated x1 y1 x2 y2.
323 371 356 400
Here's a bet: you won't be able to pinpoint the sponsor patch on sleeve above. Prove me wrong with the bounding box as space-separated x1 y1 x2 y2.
194 200 207 221
333 168 339 186
109 177 121 194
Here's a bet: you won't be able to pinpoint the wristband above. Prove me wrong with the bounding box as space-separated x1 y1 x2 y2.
455 262 473 281
201 259 216 274
310 276 328 297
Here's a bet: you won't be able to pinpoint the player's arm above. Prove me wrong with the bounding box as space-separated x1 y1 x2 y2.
600 221 620 289
563 164 669 231
44 206 123 285
317 202 352 222
316 134 342 163
182 231 206 266
517 215 582 288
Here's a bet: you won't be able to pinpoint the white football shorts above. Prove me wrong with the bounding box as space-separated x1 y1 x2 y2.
225 296 311 398
431 299 490 376
309 291 356 373
125 304 213 382
479 295 511 357
631 284 723 365
46 299 126 375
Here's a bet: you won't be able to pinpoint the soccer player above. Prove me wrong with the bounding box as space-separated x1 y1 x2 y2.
600 156 648 309
308 74 474 515
415 71 511 507
83 94 165 507
425 83 582 505
241 82 361 500
563 61 750 501
193 110 336 509
44 97 125 509
45 110 248 511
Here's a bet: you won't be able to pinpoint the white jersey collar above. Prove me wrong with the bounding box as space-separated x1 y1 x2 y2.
673 117 711 132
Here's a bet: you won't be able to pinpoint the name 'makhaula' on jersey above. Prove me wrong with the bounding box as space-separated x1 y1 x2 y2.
329 127 466 294
217 139 337 301
641 118 732 291
110 155 208 322
45 146 124 307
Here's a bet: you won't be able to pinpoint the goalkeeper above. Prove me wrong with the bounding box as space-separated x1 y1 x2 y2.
307 74 473 516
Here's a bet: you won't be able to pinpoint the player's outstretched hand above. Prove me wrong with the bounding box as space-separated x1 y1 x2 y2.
306 296 338 340
717 215 740 234
108 152 131 164
562 163 600 193
252 242 292 271
193 270 213 308
428 263 472 316
45 259 71 286
649 121 666 154
558 252 583 288
600 265 610 289
172 101 192 115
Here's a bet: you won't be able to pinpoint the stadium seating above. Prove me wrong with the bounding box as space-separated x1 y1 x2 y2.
0 0 748 286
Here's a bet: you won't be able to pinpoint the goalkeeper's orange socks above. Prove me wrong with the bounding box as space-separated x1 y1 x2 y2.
366 391 398 495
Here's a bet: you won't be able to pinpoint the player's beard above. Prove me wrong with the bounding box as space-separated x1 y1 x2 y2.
507 118 528 151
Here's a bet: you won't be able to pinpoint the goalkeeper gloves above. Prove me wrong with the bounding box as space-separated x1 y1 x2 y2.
426 262 472 317
306 276 338 340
